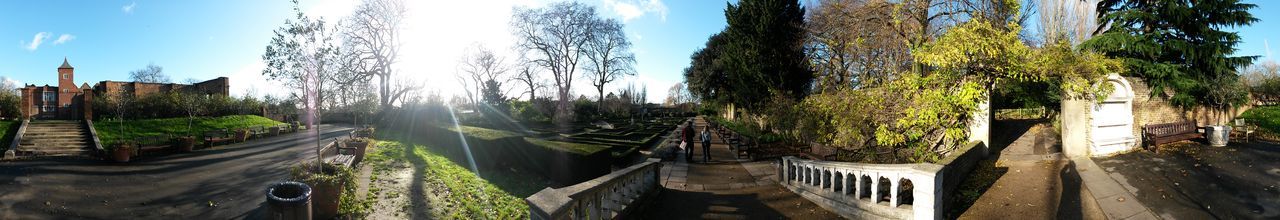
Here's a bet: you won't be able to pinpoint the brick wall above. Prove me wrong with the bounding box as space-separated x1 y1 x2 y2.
1129 77 1252 133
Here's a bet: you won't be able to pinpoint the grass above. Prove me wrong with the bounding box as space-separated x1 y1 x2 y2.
93 115 286 146
523 137 610 156
446 125 522 141
1240 106 1280 134
365 140 529 219
0 120 17 147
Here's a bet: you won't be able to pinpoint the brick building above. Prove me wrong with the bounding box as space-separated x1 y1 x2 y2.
18 58 230 120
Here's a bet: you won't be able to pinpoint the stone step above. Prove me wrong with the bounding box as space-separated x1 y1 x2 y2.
23 149 93 156
20 140 90 145
19 144 90 151
24 129 87 133
22 131 88 136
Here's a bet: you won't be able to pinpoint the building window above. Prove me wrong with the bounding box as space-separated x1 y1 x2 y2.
43 91 55 102
42 105 53 113
63 74 68 79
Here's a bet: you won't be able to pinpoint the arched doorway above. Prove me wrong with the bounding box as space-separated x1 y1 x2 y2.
1090 74 1137 156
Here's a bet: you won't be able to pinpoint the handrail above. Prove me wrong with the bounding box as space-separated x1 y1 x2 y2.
85 120 103 154
4 119 29 159
527 158 663 220
780 156 945 220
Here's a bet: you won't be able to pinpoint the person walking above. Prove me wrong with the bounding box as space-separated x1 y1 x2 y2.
682 120 695 162
700 126 712 162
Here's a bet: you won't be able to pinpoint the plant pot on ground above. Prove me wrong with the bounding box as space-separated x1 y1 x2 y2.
110 142 137 163
176 136 196 152
343 138 372 165
290 162 354 220
355 127 375 138
270 126 282 136
235 129 250 143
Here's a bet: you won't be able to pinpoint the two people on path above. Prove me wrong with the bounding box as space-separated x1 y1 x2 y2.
681 119 714 163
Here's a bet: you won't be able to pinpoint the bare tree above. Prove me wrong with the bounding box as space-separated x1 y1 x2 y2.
1035 0 1096 45
513 62 546 101
129 63 171 83
512 2 602 125
583 18 636 105
263 0 343 170
344 0 407 109
457 44 511 106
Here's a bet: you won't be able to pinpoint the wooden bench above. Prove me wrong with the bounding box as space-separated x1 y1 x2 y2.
249 125 269 139
1142 121 1202 148
319 140 359 167
204 129 234 147
136 135 173 155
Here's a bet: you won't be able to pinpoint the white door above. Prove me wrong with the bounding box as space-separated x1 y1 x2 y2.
1090 76 1137 156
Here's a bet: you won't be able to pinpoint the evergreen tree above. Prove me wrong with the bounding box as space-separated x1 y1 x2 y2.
719 0 812 110
1082 0 1258 108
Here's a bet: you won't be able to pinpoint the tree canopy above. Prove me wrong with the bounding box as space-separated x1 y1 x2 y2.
685 0 812 111
1082 0 1258 109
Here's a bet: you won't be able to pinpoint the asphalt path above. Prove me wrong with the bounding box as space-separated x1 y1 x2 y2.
0 125 354 219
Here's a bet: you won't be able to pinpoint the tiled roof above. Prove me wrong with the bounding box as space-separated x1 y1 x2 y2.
59 58 73 69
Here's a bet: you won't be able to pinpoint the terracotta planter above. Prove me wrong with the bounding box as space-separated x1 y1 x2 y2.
305 176 343 219
235 130 250 142
176 136 196 152
344 140 370 165
111 144 136 163
270 126 281 136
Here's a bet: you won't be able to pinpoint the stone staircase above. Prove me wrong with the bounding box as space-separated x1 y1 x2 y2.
17 120 96 157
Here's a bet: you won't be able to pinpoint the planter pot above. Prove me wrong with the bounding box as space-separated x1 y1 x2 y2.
270 127 281 136
345 140 370 165
308 179 343 219
1206 125 1231 147
176 137 196 152
266 181 312 220
111 144 136 163
290 124 299 132
235 130 250 142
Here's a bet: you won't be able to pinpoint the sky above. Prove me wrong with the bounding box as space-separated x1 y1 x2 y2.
0 0 1275 104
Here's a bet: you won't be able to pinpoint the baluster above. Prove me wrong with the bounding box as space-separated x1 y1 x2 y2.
844 171 852 196
891 176 901 207
871 173 880 205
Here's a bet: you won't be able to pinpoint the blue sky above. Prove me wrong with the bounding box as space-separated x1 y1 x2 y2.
1 0 1275 103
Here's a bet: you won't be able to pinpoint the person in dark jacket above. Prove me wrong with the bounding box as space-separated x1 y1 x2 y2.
682 121 694 161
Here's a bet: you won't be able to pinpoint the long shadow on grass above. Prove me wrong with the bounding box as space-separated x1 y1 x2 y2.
403 142 433 219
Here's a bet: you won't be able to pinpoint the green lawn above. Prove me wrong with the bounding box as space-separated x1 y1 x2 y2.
1240 106 1280 134
93 115 286 145
0 120 18 147
523 137 610 156
365 140 529 219
446 125 521 141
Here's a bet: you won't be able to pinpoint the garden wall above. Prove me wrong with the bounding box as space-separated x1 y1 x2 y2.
1129 77 1252 131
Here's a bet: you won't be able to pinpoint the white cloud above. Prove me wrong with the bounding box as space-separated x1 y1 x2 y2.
603 0 668 23
20 32 50 51
53 34 75 45
122 2 136 14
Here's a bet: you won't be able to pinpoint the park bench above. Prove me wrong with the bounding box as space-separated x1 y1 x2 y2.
135 134 173 155
1142 121 1202 148
204 129 234 147
800 142 838 161
319 140 359 167
249 125 269 139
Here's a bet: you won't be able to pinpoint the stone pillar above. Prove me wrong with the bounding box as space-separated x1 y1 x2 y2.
19 88 33 119
82 89 94 121
968 97 991 156
1061 98 1092 157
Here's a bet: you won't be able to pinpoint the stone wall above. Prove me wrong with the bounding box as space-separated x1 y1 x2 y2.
1128 77 1189 136
93 77 230 97
1128 76 1252 129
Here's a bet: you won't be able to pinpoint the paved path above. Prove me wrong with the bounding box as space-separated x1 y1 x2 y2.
1095 141 1280 219
0 125 354 219
640 117 838 219
958 122 1111 220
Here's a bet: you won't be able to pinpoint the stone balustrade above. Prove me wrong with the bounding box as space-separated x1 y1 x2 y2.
780 156 945 220
526 158 663 220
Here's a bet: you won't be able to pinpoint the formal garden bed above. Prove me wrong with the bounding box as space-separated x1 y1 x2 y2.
92 115 292 159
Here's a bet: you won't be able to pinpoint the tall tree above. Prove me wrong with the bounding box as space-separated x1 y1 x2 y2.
718 0 813 110
344 0 407 109
129 63 171 83
1082 0 1258 110
513 63 545 101
583 18 636 105
262 0 343 169
457 44 510 107
511 2 601 125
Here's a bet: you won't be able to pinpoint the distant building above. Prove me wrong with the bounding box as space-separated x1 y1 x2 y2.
18 58 230 120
